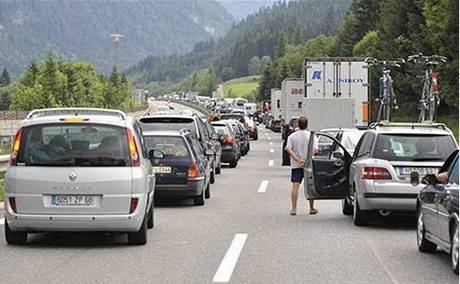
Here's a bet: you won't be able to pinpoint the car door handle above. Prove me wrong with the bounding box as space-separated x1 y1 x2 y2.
334 161 344 167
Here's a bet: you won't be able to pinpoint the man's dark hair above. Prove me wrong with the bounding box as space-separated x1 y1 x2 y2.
298 116 308 130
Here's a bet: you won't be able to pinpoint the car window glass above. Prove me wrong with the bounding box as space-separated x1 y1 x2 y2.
18 123 130 167
191 137 203 156
448 157 459 184
144 136 190 158
355 133 373 158
372 134 455 162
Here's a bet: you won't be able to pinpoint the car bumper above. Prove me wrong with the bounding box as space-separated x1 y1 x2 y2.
154 180 203 198
221 150 237 162
357 181 424 211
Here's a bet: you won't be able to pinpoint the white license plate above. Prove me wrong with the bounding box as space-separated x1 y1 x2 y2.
153 166 172 174
400 167 438 176
52 195 95 206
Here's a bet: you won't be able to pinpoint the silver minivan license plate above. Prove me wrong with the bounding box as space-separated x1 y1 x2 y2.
52 195 95 206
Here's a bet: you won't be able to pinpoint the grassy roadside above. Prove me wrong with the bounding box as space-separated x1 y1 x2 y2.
222 76 260 102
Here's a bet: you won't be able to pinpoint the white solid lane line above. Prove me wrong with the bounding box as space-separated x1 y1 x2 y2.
269 142 273 146
267 137 271 140
213 234 248 283
257 180 269 193
270 148 274 153
0 218 4 226
264 133 267 136
268 160 274 167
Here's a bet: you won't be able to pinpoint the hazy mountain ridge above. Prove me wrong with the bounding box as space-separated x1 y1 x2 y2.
0 0 234 75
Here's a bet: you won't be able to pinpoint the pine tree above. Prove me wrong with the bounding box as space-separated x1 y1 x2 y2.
275 33 287 59
0 68 11 87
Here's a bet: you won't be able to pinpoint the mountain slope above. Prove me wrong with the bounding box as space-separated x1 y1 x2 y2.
127 0 351 84
0 0 234 75
216 0 275 20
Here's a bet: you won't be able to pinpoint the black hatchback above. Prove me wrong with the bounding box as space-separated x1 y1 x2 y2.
416 149 459 274
143 129 213 206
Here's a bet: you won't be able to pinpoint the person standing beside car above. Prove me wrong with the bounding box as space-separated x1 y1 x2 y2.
285 116 318 215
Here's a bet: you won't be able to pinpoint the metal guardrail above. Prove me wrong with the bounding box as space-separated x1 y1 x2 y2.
173 101 213 116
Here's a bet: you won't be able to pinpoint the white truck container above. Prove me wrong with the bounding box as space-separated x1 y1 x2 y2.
302 98 355 131
280 78 304 124
270 88 282 121
304 57 370 127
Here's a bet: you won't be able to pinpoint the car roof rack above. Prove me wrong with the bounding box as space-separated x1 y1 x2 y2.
26 108 127 120
368 121 448 130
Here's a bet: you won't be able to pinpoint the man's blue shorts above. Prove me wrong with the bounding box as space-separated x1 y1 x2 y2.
291 168 304 183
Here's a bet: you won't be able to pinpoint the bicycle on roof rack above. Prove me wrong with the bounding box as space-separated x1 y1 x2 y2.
365 58 405 122
407 53 447 123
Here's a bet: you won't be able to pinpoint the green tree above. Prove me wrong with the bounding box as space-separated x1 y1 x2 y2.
0 68 11 87
292 27 304 45
275 33 287 59
352 31 378 57
248 57 262 75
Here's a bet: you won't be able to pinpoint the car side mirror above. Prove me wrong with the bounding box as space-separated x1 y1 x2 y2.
205 149 214 156
332 151 343 160
410 171 420 186
149 149 165 160
421 174 437 186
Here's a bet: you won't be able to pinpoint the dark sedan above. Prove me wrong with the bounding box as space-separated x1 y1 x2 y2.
212 121 240 168
416 149 459 274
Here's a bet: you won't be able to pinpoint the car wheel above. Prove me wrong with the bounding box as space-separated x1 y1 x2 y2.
416 208 437 252
128 215 148 245
451 220 459 274
216 165 221 175
229 158 238 168
193 189 205 206
5 221 27 245
353 192 370 226
342 196 353 216
210 170 215 184
147 202 154 229
205 184 211 199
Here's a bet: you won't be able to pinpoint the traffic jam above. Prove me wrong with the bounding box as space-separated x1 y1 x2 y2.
1 56 459 279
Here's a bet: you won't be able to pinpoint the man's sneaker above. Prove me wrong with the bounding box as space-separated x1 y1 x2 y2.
309 208 319 215
290 209 296 216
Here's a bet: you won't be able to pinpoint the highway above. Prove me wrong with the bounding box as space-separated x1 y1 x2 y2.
0 103 457 284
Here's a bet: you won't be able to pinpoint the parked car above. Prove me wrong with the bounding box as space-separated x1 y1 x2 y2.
202 119 222 175
139 114 218 186
220 113 244 121
143 129 213 205
304 122 457 226
244 116 258 140
4 108 159 245
416 149 459 274
212 121 240 168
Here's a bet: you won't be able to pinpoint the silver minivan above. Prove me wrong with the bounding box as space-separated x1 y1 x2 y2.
4 108 160 245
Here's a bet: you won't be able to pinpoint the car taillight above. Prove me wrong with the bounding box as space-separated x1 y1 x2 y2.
126 129 140 167
130 197 139 214
9 197 17 213
188 162 200 180
362 167 392 180
10 128 23 166
223 135 233 145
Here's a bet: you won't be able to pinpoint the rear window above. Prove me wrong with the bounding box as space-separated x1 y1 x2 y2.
17 124 129 167
213 125 230 136
372 134 456 162
221 114 243 120
139 117 197 136
144 136 190 158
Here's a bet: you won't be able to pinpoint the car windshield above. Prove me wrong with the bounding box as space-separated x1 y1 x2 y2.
372 134 456 162
17 123 130 167
139 117 197 136
341 131 365 151
144 136 190 158
221 114 243 120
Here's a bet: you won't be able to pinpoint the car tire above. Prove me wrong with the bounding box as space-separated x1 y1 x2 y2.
210 170 215 184
147 202 154 229
342 197 353 216
216 165 221 175
5 221 27 245
451 220 459 274
229 158 238 168
353 192 370 226
205 184 211 199
416 208 437 252
128 215 148 245
193 189 205 206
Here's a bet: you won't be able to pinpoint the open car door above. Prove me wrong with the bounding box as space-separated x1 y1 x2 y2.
304 132 352 199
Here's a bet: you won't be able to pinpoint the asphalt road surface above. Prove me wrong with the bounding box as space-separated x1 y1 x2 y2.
0 104 457 284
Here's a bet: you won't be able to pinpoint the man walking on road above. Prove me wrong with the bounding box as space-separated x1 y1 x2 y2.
285 116 318 216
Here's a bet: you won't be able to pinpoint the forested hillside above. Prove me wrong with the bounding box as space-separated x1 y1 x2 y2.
0 0 233 75
127 0 351 85
216 0 275 20
257 0 458 120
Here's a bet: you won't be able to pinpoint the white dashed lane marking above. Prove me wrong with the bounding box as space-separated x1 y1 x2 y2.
257 180 269 193
213 234 248 283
